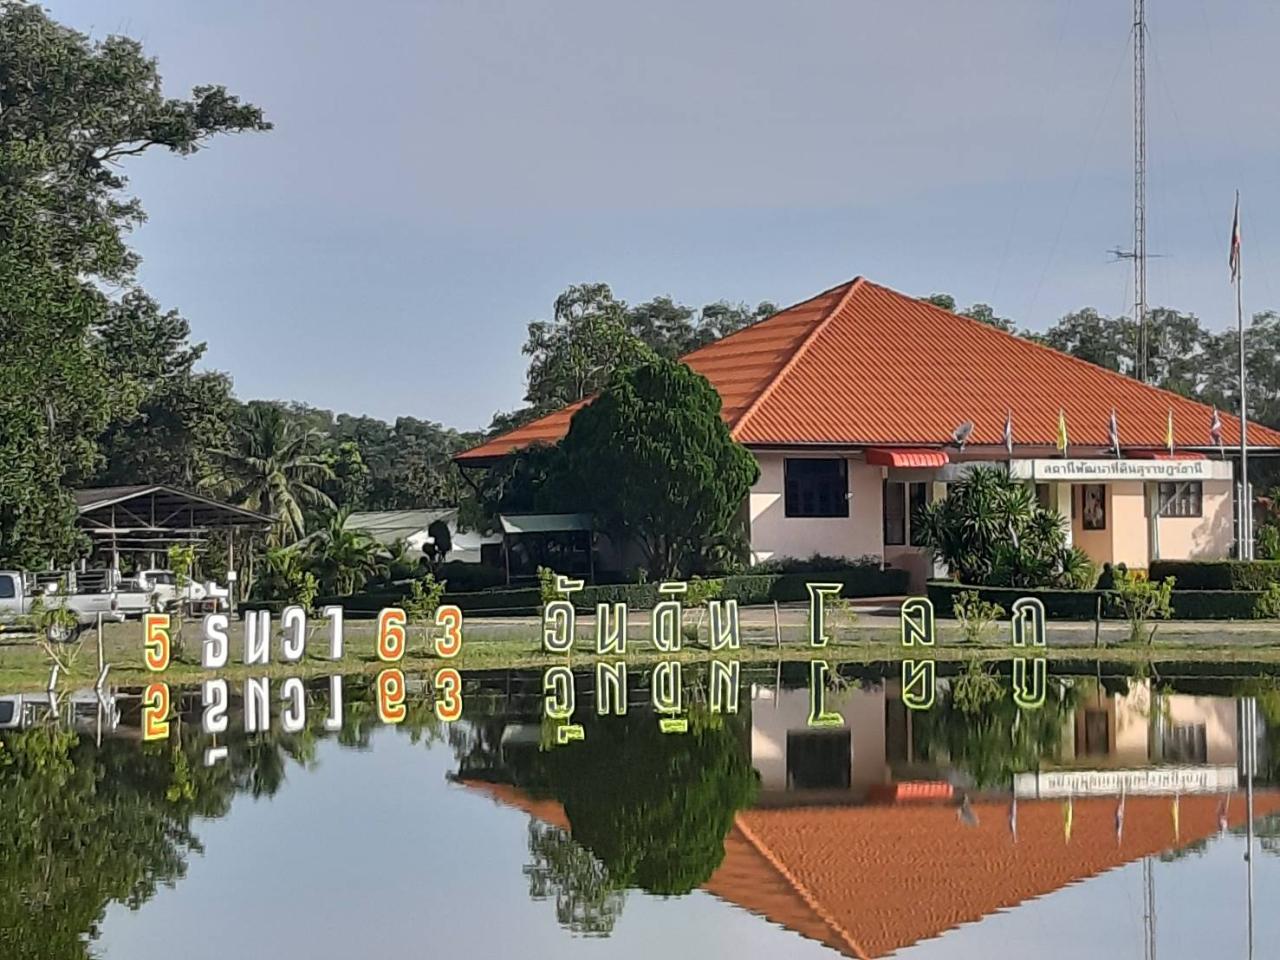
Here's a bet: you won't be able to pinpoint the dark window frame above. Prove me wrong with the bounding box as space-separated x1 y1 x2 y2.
784 458 849 518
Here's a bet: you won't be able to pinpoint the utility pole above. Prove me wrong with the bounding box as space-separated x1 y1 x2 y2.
1133 0 1148 382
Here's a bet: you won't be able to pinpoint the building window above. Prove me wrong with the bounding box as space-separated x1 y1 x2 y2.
1082 709 1110 756
883 481 906 545
1163 723 1208 764
908 482 929 546
784 458 848 518
786 730 852 789
1158 482 1202 518
0 576 13 600
884 481 930 547
885 481 926 547
1035 483 1052 510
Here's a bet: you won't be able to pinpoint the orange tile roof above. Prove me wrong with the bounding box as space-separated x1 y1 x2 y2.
459 777 1280 959
457 276 1280 461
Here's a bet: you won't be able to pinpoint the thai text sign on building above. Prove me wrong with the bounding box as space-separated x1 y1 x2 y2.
1010 458 1230 483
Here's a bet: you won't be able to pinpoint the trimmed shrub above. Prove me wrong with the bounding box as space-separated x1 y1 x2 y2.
299 567 909 619
929 580 1276 621
1148 560 1280 591
433 562 506 593
748 554 882 574
1168 589 1267 620
927 581 1103 620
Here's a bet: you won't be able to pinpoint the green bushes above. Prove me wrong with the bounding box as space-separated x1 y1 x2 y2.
1112 570 1174 643
1148 560 1280 591
296 566 910 618
927 581 1102 620
929 579 1279 621
433 562 506 592
748 554 881 574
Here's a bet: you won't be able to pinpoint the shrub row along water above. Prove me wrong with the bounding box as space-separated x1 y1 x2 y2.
243 567 910 618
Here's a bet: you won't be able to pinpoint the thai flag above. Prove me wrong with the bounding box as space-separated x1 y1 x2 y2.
1230 192 1241 283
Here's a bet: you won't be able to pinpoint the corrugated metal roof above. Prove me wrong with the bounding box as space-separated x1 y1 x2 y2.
455 276 1280 461
498 513 592 534
343 509 456 545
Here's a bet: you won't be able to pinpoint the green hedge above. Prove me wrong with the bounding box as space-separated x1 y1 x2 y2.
927 581 1104 620
1148 560 1280 591
1167 589 1269 620
928 580 1275 621
266 566 910 619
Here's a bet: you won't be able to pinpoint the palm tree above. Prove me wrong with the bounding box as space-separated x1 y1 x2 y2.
218 405 335 546
307 509 383 595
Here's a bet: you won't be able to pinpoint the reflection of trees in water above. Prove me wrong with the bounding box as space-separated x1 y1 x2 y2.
0 679 445 958
535 708 759 897
524 821 626 937
913 676 1081 790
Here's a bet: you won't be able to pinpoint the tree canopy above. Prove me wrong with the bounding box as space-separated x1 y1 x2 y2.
0 1 268 567
537 710 759 896
540 355 759 578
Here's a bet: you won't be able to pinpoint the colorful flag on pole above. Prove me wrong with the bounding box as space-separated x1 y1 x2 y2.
1003 409 1014 457
1108 408 1121 458
1210 407 1223 448
1230 191 1242 283
1165 408 1175 454
1056 409 1068 455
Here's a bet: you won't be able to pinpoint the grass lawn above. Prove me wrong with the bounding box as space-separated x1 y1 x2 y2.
1 614 1279 693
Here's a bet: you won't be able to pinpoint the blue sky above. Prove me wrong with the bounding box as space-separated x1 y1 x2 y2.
45 0 1280 430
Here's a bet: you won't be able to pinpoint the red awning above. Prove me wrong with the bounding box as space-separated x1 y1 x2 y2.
1128 451 1206 461
864 447 950 468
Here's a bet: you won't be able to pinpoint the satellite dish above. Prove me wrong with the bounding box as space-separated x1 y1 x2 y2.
952 421 975 450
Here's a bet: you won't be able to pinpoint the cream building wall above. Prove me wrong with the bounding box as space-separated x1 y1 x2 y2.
1067 479 1233 570
1157 480 1233 560
749 684 888 797
748 452 883 564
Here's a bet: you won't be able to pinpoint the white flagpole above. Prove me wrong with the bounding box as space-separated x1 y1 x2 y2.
1235 192 1251 558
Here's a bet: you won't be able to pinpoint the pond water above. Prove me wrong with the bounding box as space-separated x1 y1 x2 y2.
3 661 1277 959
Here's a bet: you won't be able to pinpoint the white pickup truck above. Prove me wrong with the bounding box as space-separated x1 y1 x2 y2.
0 570 151 641
129 569 229 613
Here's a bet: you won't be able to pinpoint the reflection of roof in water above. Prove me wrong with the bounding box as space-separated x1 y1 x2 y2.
460 779 1280 959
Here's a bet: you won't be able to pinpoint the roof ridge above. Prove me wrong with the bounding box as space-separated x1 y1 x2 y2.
893 282 1235 422
733 814 871 960
680 278 860 362
731 277 864 437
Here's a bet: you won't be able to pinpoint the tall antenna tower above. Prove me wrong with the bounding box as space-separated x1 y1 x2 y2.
1133 0 1148 381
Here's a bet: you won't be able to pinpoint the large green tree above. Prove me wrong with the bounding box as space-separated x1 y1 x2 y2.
0 1 268 566
93 291 235 487
541 356 758 578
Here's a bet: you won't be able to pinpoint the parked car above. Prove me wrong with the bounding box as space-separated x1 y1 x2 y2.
0 570 151 641
0 689 119 732
133 569 228 613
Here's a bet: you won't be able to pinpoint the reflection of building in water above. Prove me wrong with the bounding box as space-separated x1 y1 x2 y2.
464 767 1280 959
749 677 1267 803
750 682 894 804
